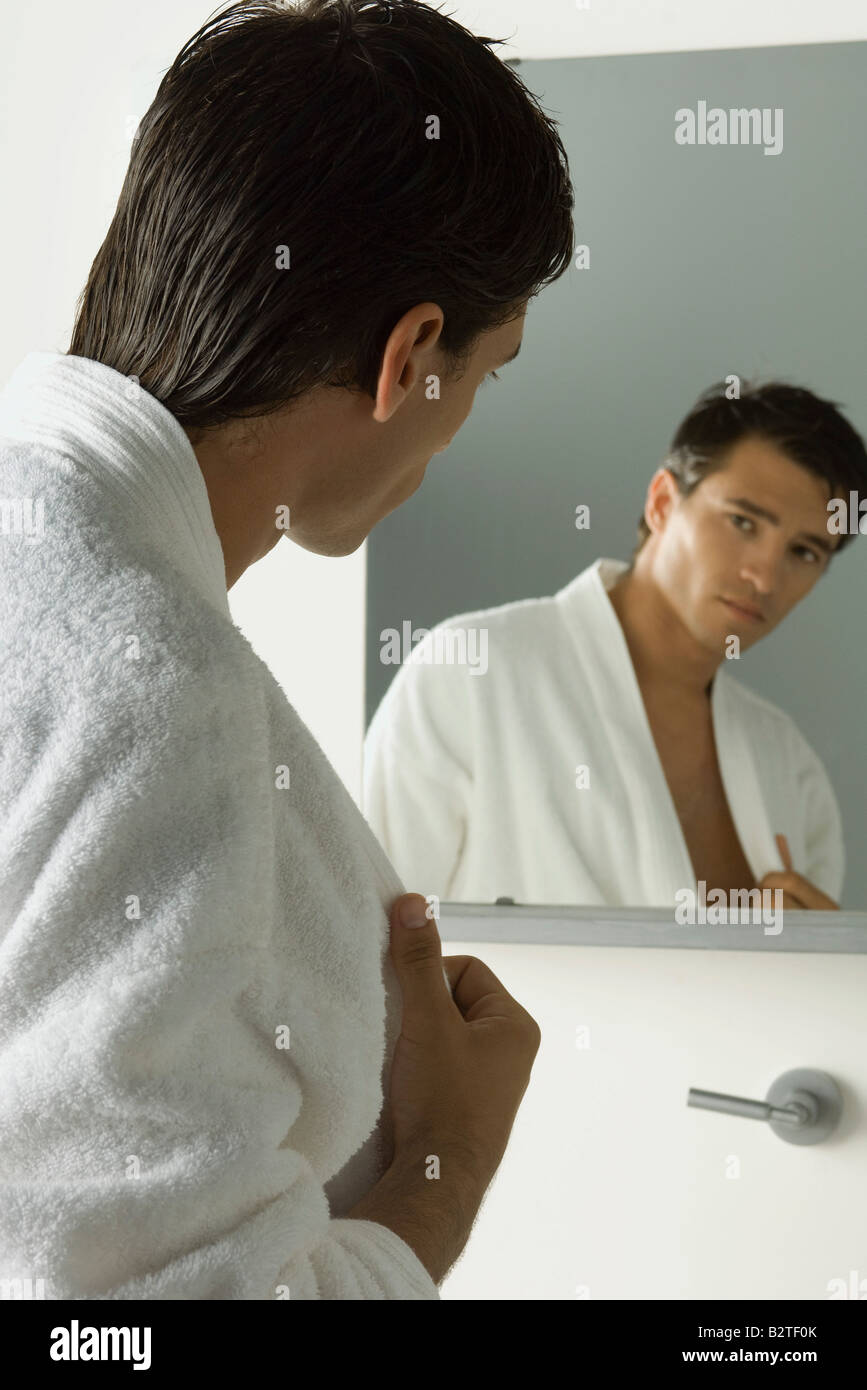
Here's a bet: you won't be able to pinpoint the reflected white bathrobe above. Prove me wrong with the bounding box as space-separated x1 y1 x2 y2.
363 558 844 907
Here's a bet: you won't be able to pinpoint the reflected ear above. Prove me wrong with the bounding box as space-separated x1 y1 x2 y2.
645 467 678 534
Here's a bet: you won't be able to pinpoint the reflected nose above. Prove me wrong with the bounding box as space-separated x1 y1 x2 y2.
739 549 781 597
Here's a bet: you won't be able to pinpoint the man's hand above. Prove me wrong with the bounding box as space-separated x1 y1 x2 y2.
756 833 839 910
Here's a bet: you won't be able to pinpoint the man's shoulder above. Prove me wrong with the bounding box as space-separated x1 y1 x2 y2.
0 442 246 720
425 587 560 635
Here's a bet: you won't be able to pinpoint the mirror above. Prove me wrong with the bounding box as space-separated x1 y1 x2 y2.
362 40 867 918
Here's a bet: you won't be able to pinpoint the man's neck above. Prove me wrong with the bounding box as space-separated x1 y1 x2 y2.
187 430 285 590
606 561 721 705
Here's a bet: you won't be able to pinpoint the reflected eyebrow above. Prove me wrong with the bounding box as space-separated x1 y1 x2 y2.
723 495 837 554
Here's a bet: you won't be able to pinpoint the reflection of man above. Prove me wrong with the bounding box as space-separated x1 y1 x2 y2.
364 380 867 910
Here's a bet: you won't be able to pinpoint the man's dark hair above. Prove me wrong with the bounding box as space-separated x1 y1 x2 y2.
632 378 867 559
68 0 574 441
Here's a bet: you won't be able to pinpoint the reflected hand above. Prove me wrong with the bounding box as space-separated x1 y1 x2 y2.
756 833 839 910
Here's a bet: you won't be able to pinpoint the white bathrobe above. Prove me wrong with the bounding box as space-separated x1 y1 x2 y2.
363 557 845 907
0 350 439 1300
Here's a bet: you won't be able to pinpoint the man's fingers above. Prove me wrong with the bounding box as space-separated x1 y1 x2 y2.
761 870 802 891
442 953 530 1025
775 832 794 872
759 870 837 910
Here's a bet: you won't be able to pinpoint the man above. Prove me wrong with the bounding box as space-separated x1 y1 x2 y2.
364 379 867 910
0 0 568 1300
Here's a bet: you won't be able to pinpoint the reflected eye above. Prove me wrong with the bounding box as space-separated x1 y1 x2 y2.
794 545 820 564
730 513 754 532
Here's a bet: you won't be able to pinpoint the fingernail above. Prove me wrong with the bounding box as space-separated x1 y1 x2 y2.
399 897 429 928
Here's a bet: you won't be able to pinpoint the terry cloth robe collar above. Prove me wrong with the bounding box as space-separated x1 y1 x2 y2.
0 347 409 900
0 348 408 902
555 556 782 899
0 350 230 621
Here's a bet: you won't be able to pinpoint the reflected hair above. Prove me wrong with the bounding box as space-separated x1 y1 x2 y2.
632 378 867 559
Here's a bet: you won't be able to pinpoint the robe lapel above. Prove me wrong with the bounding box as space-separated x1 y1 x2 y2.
710 669 782 882
562 559 697 903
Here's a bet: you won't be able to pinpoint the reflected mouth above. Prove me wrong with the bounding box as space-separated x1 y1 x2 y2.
720 596 765 623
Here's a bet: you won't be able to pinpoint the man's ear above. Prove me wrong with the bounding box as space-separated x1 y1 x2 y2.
372 304 445 424
644 467 679 536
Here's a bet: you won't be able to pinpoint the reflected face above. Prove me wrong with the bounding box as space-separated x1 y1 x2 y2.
646 436 841 654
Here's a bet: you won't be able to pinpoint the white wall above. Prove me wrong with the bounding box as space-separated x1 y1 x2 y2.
436 937 867 1299
2 2 865 803
450 0 867 60
228 541 367 797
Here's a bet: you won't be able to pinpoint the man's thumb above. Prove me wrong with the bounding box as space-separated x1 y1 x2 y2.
390 893 452 1008
396 893 432 930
